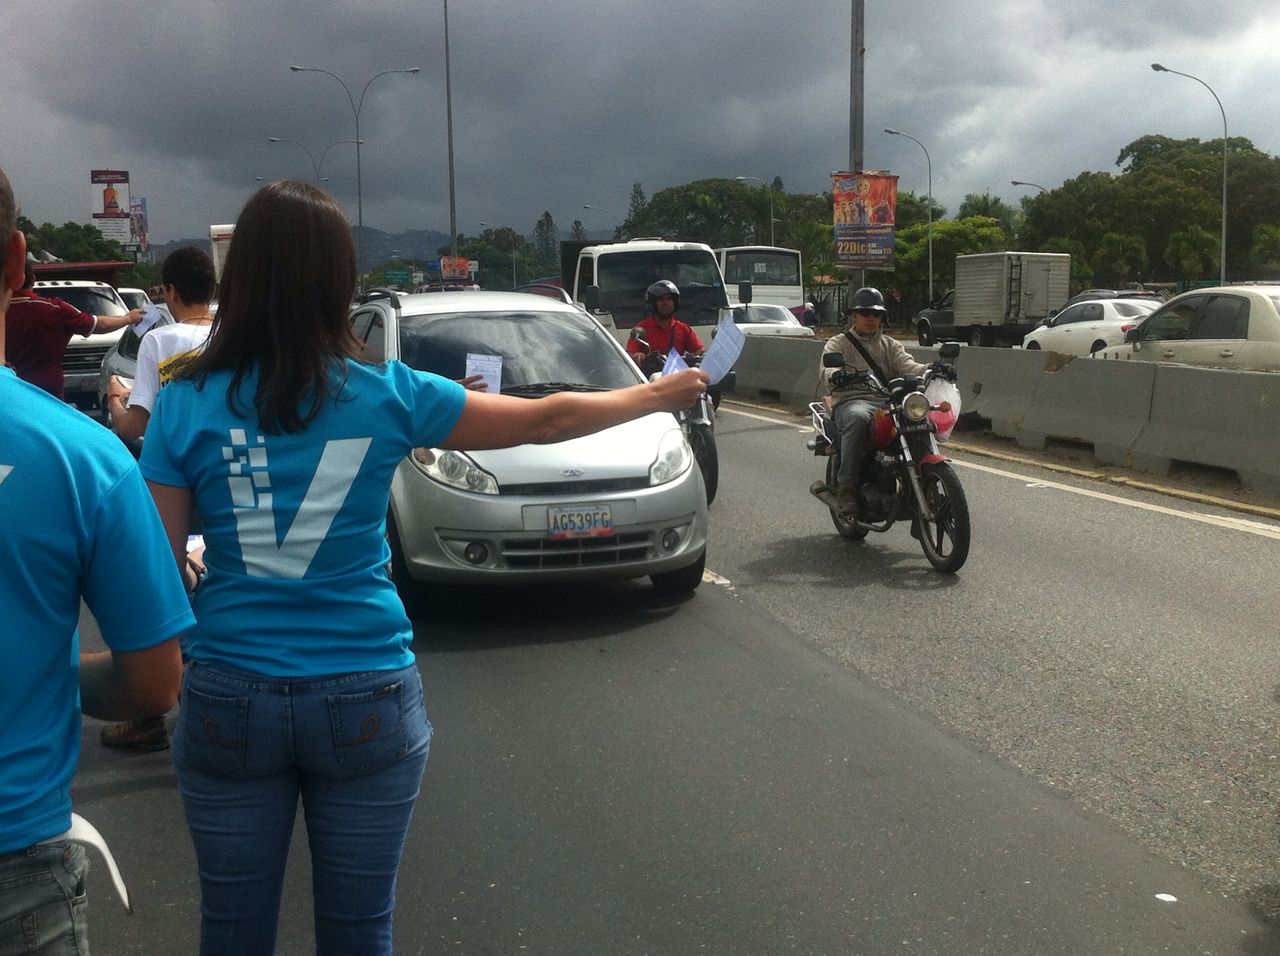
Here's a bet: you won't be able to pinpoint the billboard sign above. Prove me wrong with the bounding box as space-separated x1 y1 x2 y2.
128 197 149 252
440 255 469 280
832 171 898 270
91 169 132 245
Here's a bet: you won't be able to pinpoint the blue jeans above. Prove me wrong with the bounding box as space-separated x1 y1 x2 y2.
0 841 89 955
172 662 431 956
833 399 879 485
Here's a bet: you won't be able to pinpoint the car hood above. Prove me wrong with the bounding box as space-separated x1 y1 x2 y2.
463 410 682 481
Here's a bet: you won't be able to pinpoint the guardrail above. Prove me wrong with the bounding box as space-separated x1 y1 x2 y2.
727 338 1280 496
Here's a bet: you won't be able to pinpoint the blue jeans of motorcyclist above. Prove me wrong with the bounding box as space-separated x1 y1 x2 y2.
833 399 879 486
0 841 89 955
172 661 431 956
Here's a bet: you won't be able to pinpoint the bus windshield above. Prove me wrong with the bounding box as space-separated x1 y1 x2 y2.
717 247 804 310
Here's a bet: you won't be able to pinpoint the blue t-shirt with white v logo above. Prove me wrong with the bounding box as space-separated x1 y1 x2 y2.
141 360 466 676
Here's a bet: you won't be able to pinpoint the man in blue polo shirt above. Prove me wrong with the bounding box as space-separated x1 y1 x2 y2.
0 167 192 952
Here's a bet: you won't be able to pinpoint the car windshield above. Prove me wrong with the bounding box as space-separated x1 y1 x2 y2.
595 250 729 327
119 290 150 310
732 304 799 325
397 309 641 392
37 286 127 316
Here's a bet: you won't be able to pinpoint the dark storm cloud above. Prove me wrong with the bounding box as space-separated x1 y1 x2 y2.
2 0 1276 242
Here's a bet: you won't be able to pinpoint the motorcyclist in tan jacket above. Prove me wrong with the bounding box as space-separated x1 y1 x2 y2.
820 287 926 517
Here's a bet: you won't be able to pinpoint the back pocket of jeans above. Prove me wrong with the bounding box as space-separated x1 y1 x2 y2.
327 680 408 774
176 686 250 776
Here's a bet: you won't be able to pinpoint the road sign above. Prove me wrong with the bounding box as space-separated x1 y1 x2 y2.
384 268 411 287
441 256 469 280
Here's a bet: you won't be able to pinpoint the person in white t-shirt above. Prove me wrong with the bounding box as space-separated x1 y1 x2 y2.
102 245 215 752
106 246 215 447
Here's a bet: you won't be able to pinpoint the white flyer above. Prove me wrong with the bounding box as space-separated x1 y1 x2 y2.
133 305 165 336
698 314 745 385
465 352 503 391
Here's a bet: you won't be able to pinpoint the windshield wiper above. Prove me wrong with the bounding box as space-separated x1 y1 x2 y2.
502 382 608 395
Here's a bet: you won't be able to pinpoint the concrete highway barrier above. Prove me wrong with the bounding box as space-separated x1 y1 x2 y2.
728 337 1280 496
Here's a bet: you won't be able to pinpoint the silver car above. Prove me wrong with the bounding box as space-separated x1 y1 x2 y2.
350 290 709 597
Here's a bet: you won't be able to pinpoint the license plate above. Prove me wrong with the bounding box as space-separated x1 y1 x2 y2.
547 504 614 539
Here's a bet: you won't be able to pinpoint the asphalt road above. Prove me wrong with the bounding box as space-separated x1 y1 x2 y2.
73 404 1280 954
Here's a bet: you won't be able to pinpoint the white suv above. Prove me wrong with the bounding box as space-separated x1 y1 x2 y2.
31 279 131 409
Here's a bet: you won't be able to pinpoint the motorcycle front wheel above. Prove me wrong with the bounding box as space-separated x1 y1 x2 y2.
688 424 719 506
915 462 970 573
826 455 867 540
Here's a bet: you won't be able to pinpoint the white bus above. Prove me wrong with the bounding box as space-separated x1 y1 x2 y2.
715 245 804 310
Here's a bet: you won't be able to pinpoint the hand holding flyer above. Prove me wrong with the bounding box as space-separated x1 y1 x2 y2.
697 314 744 385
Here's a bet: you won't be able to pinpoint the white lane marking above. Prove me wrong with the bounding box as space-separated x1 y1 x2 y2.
719 405 1280 541
954 458 1280 540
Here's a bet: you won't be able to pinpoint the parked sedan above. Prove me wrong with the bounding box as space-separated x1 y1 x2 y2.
1092 285 1280 371
728 302 816 337
1022 298 1158 354
349 290 709 597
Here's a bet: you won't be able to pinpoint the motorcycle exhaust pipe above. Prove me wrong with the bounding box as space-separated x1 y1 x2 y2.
809 480 840 510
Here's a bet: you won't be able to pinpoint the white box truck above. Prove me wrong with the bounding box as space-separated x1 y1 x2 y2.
915 251 1071 347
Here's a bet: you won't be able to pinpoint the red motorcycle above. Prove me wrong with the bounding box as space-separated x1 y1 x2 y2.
808 343 970 573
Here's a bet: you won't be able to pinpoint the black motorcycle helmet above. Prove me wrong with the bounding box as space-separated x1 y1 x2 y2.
645 279 681 311
847 286 888 316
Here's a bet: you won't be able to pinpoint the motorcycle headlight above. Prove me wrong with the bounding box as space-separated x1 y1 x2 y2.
903 391 930 422
409 447 499 495
649 428 693 485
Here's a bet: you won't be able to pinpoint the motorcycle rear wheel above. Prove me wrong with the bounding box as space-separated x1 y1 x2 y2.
826 455 867 540
915 462 970 573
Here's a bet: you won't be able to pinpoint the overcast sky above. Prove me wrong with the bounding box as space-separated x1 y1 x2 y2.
3 0 1277 245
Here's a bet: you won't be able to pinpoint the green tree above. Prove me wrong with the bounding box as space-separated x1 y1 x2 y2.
894 190 946 231
1250 224 1280 275
1163 225 1217 278
625 178 762 246
957 192 1017 238
1092 232 1148 281
532 211 558 270
24 220 130 263
869 216 1006 307
570 219 587 240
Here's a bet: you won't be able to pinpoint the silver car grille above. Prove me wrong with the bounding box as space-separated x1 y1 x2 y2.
502 531 652 569
63 345 112 375
499 477 651 496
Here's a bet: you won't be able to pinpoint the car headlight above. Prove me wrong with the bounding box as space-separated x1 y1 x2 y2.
903 391 930 422
649 428 693 485
409 447 499 494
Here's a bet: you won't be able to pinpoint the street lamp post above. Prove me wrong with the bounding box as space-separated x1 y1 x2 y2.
885 128 933 303
1010 180 1047 195
268 137 361 183
582 204 622 235
1151 63 1228 285
734 176 775 246
479 222 517 289
289 64 420 282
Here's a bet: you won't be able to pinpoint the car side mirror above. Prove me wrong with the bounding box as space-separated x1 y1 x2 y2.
583 285 601 312
822 351 846 369
1124 327 1140 345
939 342 960 360
737 281 753 305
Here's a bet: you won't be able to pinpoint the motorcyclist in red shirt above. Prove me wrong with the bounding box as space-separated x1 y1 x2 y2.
625 280 705 376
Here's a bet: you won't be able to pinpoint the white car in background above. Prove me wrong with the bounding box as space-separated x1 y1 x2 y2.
1022 298 1158 355
726 302 815 337
117 287 153 311
1092 285 1280 371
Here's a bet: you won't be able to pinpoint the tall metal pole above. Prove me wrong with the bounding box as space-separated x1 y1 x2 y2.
444 0 458 257
1151 63 1227 284
884 129 932 303
850 0 865 290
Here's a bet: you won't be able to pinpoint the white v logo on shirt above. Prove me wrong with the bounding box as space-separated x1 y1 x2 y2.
231 437 372 579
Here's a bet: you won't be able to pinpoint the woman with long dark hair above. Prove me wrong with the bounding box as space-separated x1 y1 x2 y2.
139 179 707 955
